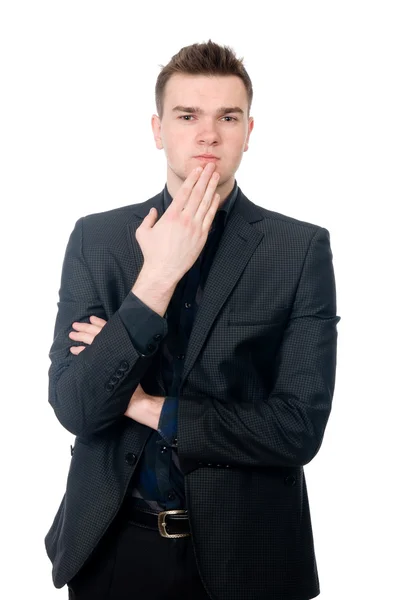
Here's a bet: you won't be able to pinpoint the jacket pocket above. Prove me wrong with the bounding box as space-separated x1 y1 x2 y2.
228 306 290 326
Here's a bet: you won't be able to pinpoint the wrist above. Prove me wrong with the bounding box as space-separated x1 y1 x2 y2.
146 396 165 431
133 268 177 295
131 269 177 318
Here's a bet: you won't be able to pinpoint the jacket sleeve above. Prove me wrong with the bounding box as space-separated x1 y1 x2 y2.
47 217 167 437
177 226 341 473
119 291 168 357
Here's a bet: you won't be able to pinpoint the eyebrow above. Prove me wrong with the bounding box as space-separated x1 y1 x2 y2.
172 105 244 116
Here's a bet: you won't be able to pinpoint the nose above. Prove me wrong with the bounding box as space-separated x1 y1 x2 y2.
197 118 221 144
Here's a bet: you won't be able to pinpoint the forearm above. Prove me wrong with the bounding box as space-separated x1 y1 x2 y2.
177 313 338 473
49 220 176 437
132 267 178 318
50 310 149 437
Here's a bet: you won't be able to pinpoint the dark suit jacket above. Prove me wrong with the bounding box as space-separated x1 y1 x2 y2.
44 185 340 600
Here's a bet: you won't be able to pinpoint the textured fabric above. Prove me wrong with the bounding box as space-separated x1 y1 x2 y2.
118 289 168 357
118 291 182 510
44 182 340 600
118 183 237 512
157 395 179 447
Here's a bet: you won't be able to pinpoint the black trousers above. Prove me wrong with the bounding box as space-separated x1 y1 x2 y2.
67 508 211 600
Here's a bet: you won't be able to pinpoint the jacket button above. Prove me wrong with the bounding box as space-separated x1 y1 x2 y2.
109 375 119 384
105 382 114 392
285 475 297 486
125 452 137 466
153 333 162 341
115 368 125 377
120 361 129 371
147 343 156 353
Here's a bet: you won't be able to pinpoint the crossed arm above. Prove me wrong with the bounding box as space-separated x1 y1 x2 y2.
50 218 339 470
69 314 165 430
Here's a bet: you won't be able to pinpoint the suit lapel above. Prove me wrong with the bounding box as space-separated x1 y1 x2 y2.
126 187 265 388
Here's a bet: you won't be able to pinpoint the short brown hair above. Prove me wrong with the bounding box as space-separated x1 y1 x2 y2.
155 39 253 121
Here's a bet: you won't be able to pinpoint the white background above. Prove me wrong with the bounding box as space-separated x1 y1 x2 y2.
1 1 400 598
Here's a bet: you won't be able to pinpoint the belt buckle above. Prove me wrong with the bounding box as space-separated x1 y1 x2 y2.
157 509 190 538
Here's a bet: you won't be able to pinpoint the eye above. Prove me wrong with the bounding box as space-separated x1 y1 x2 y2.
178 115 238 122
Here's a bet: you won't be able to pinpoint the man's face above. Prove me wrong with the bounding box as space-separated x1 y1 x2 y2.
151 74 254 203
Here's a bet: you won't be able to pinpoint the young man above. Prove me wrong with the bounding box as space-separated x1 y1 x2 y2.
45 40 340 600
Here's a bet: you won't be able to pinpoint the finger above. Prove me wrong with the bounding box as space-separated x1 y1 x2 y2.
200 192 221 234
89 315 107 325
168 167 205 212
193 171 220 223
70 346 85 354
71 322 102 333
143 207 158 228
69 330 95 345
184 163 220 217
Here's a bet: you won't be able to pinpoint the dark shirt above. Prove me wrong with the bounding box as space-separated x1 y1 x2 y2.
118 180 239 512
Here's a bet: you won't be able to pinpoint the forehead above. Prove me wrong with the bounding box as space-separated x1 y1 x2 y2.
164 74 247 109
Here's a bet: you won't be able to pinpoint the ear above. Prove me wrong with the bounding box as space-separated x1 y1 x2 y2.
151 114 163 150
244 116 255 151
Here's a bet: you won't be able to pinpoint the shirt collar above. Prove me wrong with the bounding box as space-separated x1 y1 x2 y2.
162 179 239 228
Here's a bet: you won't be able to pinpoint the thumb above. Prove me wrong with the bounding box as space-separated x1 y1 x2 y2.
143 207 157 228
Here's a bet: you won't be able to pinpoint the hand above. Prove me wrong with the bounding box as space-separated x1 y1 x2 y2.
135 162 220 284
69 315 107 354
124 385 165 429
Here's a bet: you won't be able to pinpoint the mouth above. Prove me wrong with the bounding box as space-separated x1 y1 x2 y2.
195 155 219 162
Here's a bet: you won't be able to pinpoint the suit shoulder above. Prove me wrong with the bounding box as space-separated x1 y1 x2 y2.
75 194 159 245
258 205 325 232
81 199 148 225
243 196 332 249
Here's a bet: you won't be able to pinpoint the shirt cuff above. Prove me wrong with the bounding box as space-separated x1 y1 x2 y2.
156 395 178 448
118 291 168 357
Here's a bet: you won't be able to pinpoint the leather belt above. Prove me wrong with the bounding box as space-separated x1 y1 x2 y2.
121 501 191 539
